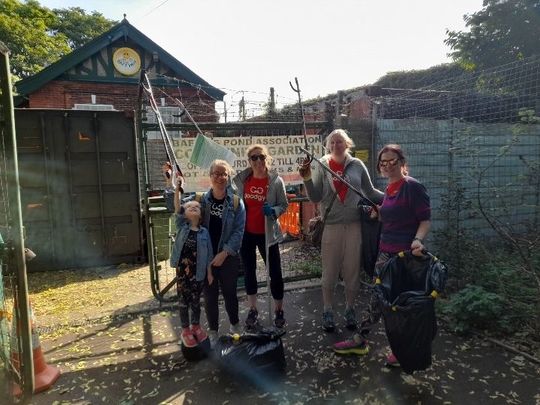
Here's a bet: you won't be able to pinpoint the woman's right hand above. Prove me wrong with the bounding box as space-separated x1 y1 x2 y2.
298 157 311 179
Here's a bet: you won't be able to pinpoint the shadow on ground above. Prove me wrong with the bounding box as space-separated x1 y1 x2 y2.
29 285 540 404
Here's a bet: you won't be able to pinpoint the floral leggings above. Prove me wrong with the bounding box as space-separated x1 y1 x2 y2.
177 266 204 328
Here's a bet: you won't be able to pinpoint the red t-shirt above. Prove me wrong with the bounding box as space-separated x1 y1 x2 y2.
243 176 269 234
329 159 348 202
386 177 405 197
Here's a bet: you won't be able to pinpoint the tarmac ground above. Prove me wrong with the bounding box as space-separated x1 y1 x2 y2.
29 284 540 405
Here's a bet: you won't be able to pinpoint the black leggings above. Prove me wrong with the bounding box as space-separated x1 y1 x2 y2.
240 231 284 300
203 254 240 331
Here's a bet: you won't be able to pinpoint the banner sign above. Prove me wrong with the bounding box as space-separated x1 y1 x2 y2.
172 135 325 192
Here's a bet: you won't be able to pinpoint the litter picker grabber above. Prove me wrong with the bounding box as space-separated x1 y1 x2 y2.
159 94 205 137
139 71 186 302
301 145 381 276
140 70 183 184
299 146 378 209
289 77 313 164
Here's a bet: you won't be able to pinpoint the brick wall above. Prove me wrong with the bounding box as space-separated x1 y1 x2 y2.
29 80 218 121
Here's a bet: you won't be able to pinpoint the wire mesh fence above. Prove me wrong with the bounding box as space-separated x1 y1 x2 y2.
372 56 540 286
1 41 34 402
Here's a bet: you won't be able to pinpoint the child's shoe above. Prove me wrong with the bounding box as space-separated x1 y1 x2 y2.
191 324 208 342
385 352 400 367
332 334 369 355
181 328 197 348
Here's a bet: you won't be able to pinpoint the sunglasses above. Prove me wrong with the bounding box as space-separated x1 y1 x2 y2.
379 158 400 167
249 154 267 162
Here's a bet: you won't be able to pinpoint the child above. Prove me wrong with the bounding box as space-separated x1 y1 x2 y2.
171 184 214 348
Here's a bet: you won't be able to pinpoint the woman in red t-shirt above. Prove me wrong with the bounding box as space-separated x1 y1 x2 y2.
233 144 289 329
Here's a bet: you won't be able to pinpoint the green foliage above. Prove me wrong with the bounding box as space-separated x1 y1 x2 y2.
0 0 116 80
438 244 540 335
50 7 116 50
440 285 505 334
433 176 474 287
445 0 540 70
373 63 466 89
518 108 540 124
0 0 70 79
289 258 322 277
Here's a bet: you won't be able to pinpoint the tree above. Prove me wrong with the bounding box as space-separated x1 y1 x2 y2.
51 7 116 50
445 0 540 70
0 0 116 80
0 0 70 79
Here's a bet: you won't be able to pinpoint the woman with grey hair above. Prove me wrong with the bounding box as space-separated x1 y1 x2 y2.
299 129 383 332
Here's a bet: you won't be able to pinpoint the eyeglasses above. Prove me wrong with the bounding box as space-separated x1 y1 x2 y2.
379 158 400 167
211 171 229 178
249 154 267 162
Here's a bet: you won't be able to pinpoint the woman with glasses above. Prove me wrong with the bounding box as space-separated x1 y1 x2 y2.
233 144 288 329
332 144 431 367
299 129 384 332
164 160 246 347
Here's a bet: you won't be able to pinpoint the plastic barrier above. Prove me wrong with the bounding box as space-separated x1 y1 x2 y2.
280 201 301 237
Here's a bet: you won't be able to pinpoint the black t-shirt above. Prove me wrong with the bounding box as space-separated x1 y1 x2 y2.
208 196 224 254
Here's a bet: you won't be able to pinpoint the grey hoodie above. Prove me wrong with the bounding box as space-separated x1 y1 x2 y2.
303 153 384 225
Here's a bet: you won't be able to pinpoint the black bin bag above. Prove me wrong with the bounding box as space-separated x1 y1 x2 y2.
359 205 382 278
374 251 448 374
215 329 286 382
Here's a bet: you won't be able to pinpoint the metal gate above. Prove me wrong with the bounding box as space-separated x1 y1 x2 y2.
139 120 330 301
15 109 143 271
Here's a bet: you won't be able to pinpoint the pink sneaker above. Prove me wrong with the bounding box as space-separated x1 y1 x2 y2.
181 328 197 348
385 352 400 367
191 324 208 342
332 335 369 355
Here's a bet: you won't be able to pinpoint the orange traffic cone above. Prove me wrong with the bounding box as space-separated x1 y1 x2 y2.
11 302 60 396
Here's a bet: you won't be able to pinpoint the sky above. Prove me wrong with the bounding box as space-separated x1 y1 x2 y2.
39 0 485 114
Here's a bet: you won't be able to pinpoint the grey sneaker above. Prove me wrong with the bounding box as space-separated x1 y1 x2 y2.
344 308 357 330
208 330 218 348
230 323 242 335
322 311 335 332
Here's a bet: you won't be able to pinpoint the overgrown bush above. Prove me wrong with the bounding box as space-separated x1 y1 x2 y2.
439 285 504 334
436 242 539 335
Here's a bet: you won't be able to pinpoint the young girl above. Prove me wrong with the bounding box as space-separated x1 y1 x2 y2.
170 189 214 348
